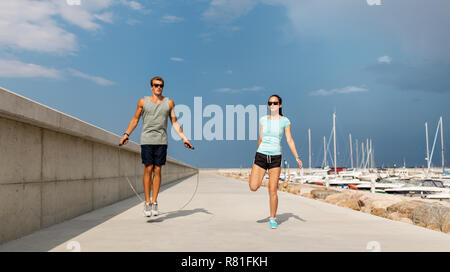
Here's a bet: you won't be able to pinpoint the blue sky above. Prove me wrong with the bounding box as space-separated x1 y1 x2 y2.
1 0 450 169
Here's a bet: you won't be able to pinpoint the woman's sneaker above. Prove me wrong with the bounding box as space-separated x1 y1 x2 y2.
143 202 152 217
269 217 278 229
151 202 159 216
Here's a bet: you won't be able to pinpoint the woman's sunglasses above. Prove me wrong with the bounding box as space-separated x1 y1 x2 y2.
268 102 280 106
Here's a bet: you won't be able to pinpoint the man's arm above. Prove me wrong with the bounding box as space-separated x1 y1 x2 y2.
120 98 144 145
168 99 192 147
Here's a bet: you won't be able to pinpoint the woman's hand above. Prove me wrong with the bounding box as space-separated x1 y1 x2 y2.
296 157 303 169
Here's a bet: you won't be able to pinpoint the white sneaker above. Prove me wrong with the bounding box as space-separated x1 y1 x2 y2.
151 202 159 216
143 202 152 217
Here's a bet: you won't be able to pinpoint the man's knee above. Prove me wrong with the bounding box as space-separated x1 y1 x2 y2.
153 165 162 175
144 165 154 172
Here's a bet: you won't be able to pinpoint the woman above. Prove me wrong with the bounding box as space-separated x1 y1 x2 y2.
249 94 303 229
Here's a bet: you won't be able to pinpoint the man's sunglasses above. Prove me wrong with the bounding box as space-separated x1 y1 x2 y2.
152 84 164 88
268 102 280 106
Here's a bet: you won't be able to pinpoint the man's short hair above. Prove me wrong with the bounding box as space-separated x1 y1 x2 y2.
150 76 164 86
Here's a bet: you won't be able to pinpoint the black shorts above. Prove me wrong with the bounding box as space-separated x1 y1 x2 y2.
141 144 167 166
254 152 282 170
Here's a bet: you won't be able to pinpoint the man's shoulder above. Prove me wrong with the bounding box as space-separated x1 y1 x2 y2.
138 97 146 106
166 97 175 107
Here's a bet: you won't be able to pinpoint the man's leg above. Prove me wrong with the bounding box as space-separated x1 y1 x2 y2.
143 164 154 203
152 165 162 203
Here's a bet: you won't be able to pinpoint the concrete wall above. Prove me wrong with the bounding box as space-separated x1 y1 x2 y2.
0 87 197 245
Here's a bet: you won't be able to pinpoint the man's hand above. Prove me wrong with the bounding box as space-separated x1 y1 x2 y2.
183 140 194 149
119 135 129 146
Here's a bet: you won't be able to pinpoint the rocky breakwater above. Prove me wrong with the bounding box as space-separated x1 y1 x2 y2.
279 181 450 234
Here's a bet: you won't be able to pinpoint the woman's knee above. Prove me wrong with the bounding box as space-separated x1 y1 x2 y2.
249 182 260 192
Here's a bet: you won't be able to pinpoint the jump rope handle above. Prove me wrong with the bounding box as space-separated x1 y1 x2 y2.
184 142 195 150
119 137 129 147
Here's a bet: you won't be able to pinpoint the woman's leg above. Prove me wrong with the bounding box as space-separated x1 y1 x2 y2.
268 167 281 218
249 163 266 191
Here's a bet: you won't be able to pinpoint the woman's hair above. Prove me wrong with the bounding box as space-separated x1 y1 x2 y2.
269 94 283 116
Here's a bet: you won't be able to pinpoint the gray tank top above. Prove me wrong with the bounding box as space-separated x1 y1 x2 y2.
140 96 170 145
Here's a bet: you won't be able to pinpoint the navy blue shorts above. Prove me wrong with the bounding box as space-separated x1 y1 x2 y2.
141 145 167 166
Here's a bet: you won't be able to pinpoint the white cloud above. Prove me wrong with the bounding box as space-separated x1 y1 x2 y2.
214 86 263 93
203 0 258 24
309 86 368 96
121 0 151 14
170 57 184 62
161 15 184 24
378 56 392 64
0 0 148 54
0 59 62 79
67 68 115 86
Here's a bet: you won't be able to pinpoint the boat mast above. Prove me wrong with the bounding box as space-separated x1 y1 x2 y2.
333 112 337 175
370 139 374 169
308 128 312 170
323 136 327 168
425 122 430 173
441 116 445 170
349 134 353 169
355 139 359 171
361 142 365 170
366 138 370 170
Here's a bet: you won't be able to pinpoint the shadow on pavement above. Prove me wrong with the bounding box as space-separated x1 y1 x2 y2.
0 174 198 252
147 208 213 223
256 212 307 225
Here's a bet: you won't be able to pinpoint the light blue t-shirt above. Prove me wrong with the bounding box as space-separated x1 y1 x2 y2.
257 115 291 155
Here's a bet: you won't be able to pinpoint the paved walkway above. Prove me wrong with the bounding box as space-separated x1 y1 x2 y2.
1 171 450 252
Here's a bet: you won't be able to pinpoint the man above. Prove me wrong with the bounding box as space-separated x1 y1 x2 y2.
120 76 192 217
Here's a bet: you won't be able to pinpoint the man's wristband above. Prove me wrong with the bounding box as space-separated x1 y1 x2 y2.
295 156 300 159
124 132 129 137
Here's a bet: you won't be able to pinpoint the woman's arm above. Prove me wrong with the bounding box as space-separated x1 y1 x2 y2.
257 123 262 148
285 125 303 168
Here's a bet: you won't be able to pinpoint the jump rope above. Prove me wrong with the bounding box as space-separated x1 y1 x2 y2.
118 137 199 216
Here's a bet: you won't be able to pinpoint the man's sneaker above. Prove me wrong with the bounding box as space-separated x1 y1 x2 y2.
151 202 159 216
144 202 152 217
269 217 278 229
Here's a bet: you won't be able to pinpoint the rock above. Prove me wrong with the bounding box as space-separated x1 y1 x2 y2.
357 200 365 208
398 217 414 224
360 206 372 214
411 203 450 232
310 189 340 200
325 193 349 205
371 208 388 218
301 193 313 199
388 212 409 222
371 199 400 210
338 198 361 211
387 200 424 216
282 182 288 188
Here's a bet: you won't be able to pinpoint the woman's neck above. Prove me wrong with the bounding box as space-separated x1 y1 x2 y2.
269 112 280 119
